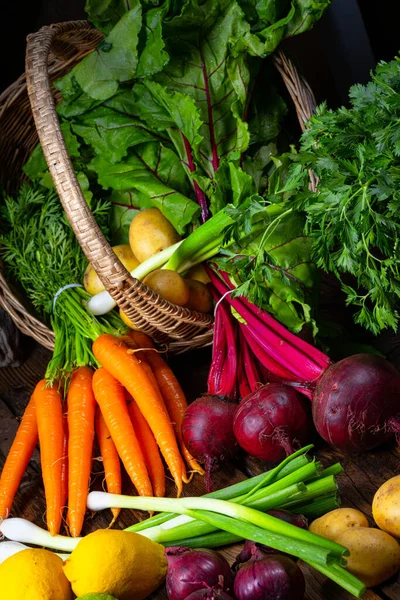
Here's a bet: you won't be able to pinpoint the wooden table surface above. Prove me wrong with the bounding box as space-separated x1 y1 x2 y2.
0 342 399 600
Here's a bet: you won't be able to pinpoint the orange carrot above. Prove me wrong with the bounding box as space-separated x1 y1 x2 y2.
0 395 38 520
60 411 69 513
129 331 204 475
92 367 153 497
127 395 166 497
93 334 183 496
66 367 96 537
34 379 64 536
122 334 192 484
95 406 121 526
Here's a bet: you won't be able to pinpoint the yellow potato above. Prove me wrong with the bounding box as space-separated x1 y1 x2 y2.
336 527 400 587
309 508 369 542
186 264 211 284
84 245 139 296
129 208 181 263
184 279 213 313
373 475 400 538
119 308 139 330
143 270 190 306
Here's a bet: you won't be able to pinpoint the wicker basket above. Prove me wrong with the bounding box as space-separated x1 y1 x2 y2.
0 21 316 353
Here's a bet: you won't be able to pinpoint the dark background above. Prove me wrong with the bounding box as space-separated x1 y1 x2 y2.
2 0 400 106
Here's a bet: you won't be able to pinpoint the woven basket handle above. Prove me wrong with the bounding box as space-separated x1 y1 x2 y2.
25 21 130 291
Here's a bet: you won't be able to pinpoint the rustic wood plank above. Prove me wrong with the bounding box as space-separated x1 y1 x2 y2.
1 342 400 600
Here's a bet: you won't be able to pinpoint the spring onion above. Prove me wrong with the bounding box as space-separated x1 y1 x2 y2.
0 541 69 564
0 519 79 552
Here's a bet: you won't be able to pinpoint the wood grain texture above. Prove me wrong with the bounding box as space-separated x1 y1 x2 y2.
0 343 399 600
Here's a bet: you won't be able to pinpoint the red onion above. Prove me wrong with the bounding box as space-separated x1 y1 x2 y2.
182 395 238 491
234 553 305 600
233 511 308 569
185 587 235 600
165 547 234 600
312 354 400 451
233 384 310 462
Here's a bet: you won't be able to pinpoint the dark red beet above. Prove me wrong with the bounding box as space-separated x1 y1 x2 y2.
233 384 310 462
234 554 305 600
165 547 234 600
182 395 237 491
312 354 400 451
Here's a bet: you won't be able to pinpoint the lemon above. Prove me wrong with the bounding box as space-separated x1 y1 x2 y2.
63 529 167 600
0 548 73 600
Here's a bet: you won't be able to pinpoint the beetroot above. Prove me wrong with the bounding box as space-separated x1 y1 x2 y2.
182 395 238 491
312 353 400 451
207 268 400 454
233 384 310 462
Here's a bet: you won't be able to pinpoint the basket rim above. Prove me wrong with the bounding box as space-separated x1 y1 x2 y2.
0 19 317 353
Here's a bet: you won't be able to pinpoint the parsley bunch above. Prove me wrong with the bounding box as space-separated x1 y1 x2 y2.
291 57 400 334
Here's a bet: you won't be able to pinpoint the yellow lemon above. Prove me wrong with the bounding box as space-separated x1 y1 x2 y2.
0 548 72 600
63 529 167 600
84 245 140 295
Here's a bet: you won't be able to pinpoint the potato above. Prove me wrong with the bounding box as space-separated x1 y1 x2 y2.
336 527 400 587
372 475 400 538
83 245 139 296
309 508 369 542
129 208 181 263
186 264 210 284
184 279 213 313
143 270 190 306
119 308 139 330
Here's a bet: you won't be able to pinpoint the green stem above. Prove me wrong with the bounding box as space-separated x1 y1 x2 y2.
91 493 347 562
126 450 312 533
282 477 338 510
291 494 340 519
308 560 366 598
146 483 305 544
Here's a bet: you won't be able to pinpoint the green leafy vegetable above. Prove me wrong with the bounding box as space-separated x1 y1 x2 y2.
21 0 330 329
72 3 142 101
90 142 200 234
290 56 400 334
217 196 316 332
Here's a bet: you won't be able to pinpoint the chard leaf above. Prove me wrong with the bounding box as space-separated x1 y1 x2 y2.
136 3 170 78
72 3 142 101
71 105 164 163
134 81 203 150
91 142 200 233
85 0 135 34
155 0 252 175
108 189 140 244
209 162 256 213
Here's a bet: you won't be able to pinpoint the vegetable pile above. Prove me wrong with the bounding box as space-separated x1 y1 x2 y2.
3 1 400 599
1 447 368 598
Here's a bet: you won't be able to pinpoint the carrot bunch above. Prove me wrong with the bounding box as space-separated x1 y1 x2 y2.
0 331 201 537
